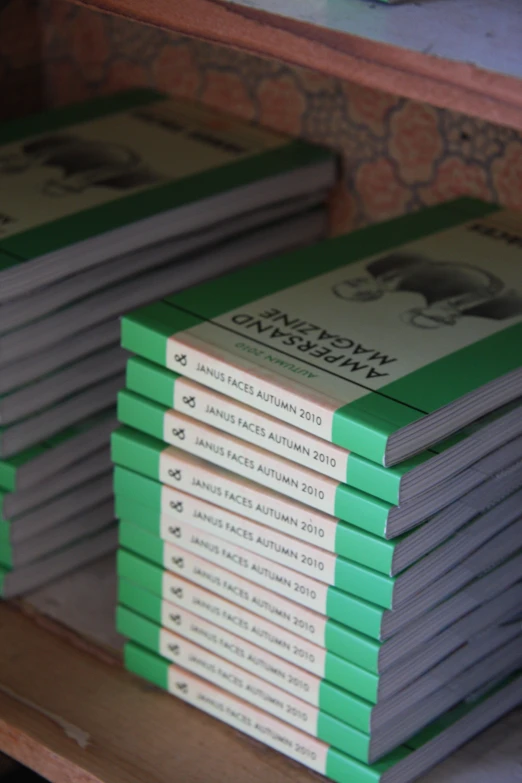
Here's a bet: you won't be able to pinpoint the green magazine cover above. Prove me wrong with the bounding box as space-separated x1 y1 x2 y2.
121 199 522 465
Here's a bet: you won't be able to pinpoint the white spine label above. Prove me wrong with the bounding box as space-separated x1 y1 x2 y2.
162 410 339 515
159 484 337 584
158 602 322 704
166 665 329 774
159 550 327 645
161 526 329 615
158 575 326 678
166 333 338 441
158 448 338 551
174 376 349 482
159 629 320 732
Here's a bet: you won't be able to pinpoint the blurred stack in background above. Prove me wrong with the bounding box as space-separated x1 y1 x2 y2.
0 88 336 597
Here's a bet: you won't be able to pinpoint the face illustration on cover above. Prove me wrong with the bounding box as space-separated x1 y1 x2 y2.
332 253 522 328
0 134 163 196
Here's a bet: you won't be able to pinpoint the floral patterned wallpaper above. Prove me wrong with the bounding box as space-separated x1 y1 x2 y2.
2 0 522 233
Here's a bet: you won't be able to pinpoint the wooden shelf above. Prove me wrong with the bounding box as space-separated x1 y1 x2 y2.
73 0 522 131
0 556 521 783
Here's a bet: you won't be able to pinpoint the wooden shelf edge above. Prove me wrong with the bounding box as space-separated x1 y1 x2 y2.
1 598 521 783
73 0 522 131
0 602 318 783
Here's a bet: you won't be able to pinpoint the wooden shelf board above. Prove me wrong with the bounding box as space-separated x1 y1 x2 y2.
0 557 520 783
74 0 522 131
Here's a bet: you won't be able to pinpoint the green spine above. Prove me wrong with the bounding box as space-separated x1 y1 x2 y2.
0 520 10 546
318 683 372 734
0 463 17 493
324 624 381 673
119 521 165 565
121 304 174 367
346 454 406 506
113 467 163 514
117 549 163 596
124 641 169 690
334 524 394 577
111 427 163 480
126 356 177 408
124 641 385 783
113 436 397 577
118 391 165 440
334 486 391 538
124 354 412 508
326 750 377 783
119 578 163 624
323 654 379 704
318 712 371 764
115 495 162 536
0 544 12 569
117 605 161 651
325 590 386 639
334 558 394 609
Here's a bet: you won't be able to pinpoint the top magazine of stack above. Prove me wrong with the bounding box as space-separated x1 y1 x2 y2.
0 88 335 303
122 198 522 466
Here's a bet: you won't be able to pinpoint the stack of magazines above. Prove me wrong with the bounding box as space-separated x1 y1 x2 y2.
113 197 522 780
0 89 335 597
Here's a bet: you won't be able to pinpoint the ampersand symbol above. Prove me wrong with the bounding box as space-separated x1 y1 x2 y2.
176 682 188 694
174 353 187 366
168 468 182 481
168 525 182 538
182 395 196 408
172 427 185 441
169 614 182 625
170 501 183 513
171 587 183 598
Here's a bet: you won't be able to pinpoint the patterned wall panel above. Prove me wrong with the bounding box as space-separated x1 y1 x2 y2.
3 0 522 234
